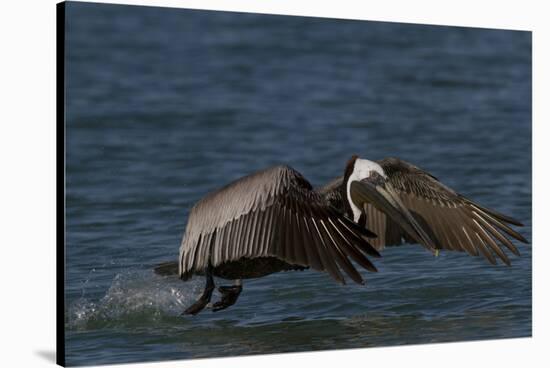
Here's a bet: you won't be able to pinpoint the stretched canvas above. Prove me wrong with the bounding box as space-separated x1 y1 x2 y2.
58 1 532 366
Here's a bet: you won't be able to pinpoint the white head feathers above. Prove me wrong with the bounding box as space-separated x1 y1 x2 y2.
346 158 387 222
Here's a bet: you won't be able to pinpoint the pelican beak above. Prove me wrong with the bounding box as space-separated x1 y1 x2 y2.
350 179 438 253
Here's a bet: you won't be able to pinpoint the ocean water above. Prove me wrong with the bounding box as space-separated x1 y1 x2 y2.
64 3 532 366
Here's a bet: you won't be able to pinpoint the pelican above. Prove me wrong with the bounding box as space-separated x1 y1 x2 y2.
155 155 527 315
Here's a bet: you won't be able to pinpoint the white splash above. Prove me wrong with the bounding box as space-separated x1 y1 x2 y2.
67 270 202 330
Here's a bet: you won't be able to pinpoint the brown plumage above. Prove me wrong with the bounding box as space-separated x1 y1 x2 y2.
318 157 528 265
179 165 379 285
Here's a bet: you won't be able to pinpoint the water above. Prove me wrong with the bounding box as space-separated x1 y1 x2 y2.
64 2 532 366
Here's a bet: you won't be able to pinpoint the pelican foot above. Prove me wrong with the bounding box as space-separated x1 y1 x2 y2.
182 292 213 315
212 285 242 312
182 269 215 316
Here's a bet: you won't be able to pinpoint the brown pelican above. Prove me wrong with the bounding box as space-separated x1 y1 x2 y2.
155 155 527 315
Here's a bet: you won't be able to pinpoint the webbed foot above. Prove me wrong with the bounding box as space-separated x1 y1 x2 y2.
212 284 242 312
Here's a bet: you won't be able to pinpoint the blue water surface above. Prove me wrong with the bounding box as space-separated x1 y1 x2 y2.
65 3 532 366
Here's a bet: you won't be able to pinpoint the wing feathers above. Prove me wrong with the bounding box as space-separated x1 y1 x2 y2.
309 218 345 284
335 217 381 258
283 206 296 264
300 216 323 271
471 211 520 256
343 157 529 266
470 206 528 243
319 220 363 284
292 212 308 265
452 210 480 256
442 209 467 252
473 232 497 265
460 226 479 257
179 165 377 283
473 219 511 265
467 200 524 226
329 218 378 273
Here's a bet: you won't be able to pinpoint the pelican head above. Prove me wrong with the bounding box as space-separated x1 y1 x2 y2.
343 154 438 253
343 155 387 222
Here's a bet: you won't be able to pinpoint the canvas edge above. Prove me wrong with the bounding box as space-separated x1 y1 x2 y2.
56 1 66 367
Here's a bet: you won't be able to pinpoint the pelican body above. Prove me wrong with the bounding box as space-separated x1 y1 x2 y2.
155 156 527 315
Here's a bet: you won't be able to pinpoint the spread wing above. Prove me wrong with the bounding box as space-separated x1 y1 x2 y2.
372 158 528 264
179 165 379 284
318 158 528 265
